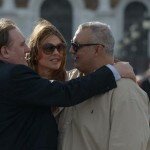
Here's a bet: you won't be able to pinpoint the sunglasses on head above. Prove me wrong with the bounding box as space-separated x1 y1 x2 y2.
41 43 66 55
71 40 105 52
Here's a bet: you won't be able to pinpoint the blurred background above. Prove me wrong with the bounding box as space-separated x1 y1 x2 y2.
0 0 150 76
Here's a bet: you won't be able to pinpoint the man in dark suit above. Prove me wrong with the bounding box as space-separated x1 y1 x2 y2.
0 18 135 150
140 74 150 100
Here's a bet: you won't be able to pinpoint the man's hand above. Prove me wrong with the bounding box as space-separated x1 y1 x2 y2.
114 61 136 82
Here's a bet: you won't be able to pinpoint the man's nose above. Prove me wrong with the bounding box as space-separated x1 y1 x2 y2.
25 45 30 53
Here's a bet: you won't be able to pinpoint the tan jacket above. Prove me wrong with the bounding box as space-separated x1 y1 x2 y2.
147 138 150 150
58 69 150 150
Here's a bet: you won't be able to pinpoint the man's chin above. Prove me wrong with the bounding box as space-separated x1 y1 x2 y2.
18 61 28 66
8 60 28 66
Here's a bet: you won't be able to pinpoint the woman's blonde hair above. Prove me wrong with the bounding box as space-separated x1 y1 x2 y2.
28 19 67 81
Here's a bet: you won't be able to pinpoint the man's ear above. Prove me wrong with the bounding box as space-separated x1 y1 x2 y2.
0 46 9 58
94 45 99 55
95 45 103 54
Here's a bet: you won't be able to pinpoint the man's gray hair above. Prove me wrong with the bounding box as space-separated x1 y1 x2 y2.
77 21 115 55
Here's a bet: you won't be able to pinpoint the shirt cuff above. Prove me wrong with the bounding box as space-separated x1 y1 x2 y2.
106 64 121 81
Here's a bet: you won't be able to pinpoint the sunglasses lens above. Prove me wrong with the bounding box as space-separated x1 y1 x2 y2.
42 43 55 54
57 44 66 52
42 43 66 55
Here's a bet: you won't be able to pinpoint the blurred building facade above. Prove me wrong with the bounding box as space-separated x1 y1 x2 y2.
0 0 149 73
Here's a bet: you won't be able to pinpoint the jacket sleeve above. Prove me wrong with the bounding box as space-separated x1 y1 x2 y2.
9 65 117 107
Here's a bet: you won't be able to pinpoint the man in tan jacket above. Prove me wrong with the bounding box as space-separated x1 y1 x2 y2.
58 22 150 150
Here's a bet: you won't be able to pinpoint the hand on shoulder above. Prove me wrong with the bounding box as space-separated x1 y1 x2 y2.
114 61 136 82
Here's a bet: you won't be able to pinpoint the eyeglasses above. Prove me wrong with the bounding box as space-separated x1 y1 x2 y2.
71 40 104 52
41 43 66 55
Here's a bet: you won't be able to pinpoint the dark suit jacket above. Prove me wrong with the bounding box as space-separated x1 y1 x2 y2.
0 61 116 150
140 78 150 100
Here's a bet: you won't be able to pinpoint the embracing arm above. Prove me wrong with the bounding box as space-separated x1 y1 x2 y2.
10 65 117 107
